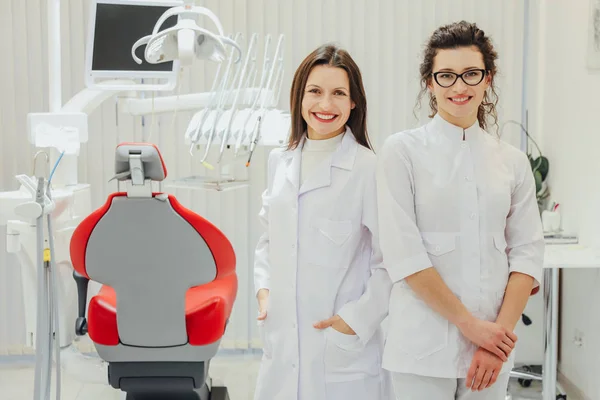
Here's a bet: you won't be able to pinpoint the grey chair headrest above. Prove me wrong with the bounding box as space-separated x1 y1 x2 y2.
114 143 167 182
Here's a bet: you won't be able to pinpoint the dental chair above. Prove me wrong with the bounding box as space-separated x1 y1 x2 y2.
69 143 238 400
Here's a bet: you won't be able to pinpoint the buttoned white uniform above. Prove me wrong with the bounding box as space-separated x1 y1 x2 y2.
253 128 394 400
376 115 544 384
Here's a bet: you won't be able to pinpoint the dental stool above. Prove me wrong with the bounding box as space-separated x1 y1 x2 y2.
69 143 238 400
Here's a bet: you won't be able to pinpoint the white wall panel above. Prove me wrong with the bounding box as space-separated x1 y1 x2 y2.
0 0 526 353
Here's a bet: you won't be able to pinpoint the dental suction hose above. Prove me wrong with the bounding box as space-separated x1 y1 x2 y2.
32 152 63 400
46 188 62 400
33 178 46 400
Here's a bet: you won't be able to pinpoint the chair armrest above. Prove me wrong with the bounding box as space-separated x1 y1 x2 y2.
73 270 89 336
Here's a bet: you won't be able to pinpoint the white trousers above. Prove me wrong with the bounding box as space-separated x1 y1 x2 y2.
391 372 510 400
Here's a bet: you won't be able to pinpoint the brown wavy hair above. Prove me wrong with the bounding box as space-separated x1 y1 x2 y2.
287 44 372 150
416 21 499 133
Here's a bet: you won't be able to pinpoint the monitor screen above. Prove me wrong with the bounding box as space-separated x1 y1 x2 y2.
91 3 178 72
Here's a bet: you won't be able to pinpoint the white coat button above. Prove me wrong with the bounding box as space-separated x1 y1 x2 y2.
292 363 296 369
435 245 441 251
292 323 297 328
461 143 468 148
291 244 296 248
465 176 472 182
470 213 477 219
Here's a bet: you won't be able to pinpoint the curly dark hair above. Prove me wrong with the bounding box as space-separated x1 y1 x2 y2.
416 20 499 132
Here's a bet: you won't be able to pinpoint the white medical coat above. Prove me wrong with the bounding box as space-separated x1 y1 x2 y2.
253 129 393 400
376 114 544 379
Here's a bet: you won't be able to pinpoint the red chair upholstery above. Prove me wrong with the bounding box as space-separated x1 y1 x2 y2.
70 192 238 347
69 143 237 399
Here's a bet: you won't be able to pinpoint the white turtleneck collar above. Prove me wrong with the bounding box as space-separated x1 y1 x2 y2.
300 131 345 185
302 131 345 152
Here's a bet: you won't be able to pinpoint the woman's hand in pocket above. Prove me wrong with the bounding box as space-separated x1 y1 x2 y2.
314 315 356 335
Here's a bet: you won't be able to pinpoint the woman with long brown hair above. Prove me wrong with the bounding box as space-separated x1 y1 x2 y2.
252 44 393 400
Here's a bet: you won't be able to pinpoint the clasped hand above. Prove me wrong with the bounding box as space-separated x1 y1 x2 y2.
460 317 518 391
460 318 517 362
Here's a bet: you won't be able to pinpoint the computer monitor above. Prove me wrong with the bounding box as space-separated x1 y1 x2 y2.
85 0 182 91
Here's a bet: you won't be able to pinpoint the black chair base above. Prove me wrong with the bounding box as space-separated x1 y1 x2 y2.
109 361 229 400
124 384 230 400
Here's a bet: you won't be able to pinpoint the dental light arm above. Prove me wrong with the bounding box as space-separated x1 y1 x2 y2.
131 5 241 67
130 36 151 64
73 271 89 336
153 5 224 37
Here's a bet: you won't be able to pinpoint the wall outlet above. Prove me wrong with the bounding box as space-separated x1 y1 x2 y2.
573 329 584 348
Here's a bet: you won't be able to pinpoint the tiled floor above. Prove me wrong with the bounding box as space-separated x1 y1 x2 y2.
0 352 261 400
0 353 581 400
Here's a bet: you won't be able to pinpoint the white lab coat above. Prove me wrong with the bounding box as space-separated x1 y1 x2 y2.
376 114 544 379
253 128 393 400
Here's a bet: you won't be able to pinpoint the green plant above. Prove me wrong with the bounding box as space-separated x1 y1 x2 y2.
500 121 550 211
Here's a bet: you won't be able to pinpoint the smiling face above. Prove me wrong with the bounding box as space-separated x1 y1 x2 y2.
428 46 491 128
301 64 355 140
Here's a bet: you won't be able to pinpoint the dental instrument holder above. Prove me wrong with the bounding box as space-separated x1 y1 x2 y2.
13 176 56 219
169 149 250 192
245 34 284 166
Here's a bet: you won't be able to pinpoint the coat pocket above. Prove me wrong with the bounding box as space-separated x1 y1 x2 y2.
421 233 458 279
309 218 354 267
313 218 353 245
421 232 457 256
391 289 449 360
493 233 508 253
258 320 273 359
323 327 378 382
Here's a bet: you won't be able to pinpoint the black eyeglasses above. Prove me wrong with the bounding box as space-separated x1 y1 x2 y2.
432 69 487 88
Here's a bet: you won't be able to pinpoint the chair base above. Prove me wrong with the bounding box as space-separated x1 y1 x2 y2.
508 364 568 400
123 384 230 400
109 361 229 400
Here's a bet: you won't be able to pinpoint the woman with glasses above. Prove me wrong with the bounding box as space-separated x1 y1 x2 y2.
376 21 544 399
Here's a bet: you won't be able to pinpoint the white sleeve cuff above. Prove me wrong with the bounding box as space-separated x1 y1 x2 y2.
509 261 542 291
254 280 270 297
386 252 433 283
336 303 367 344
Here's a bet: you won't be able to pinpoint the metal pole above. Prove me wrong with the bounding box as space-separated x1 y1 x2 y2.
520 0 530 152
48 0 61 114
47 0 78 186
542 267 560 399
